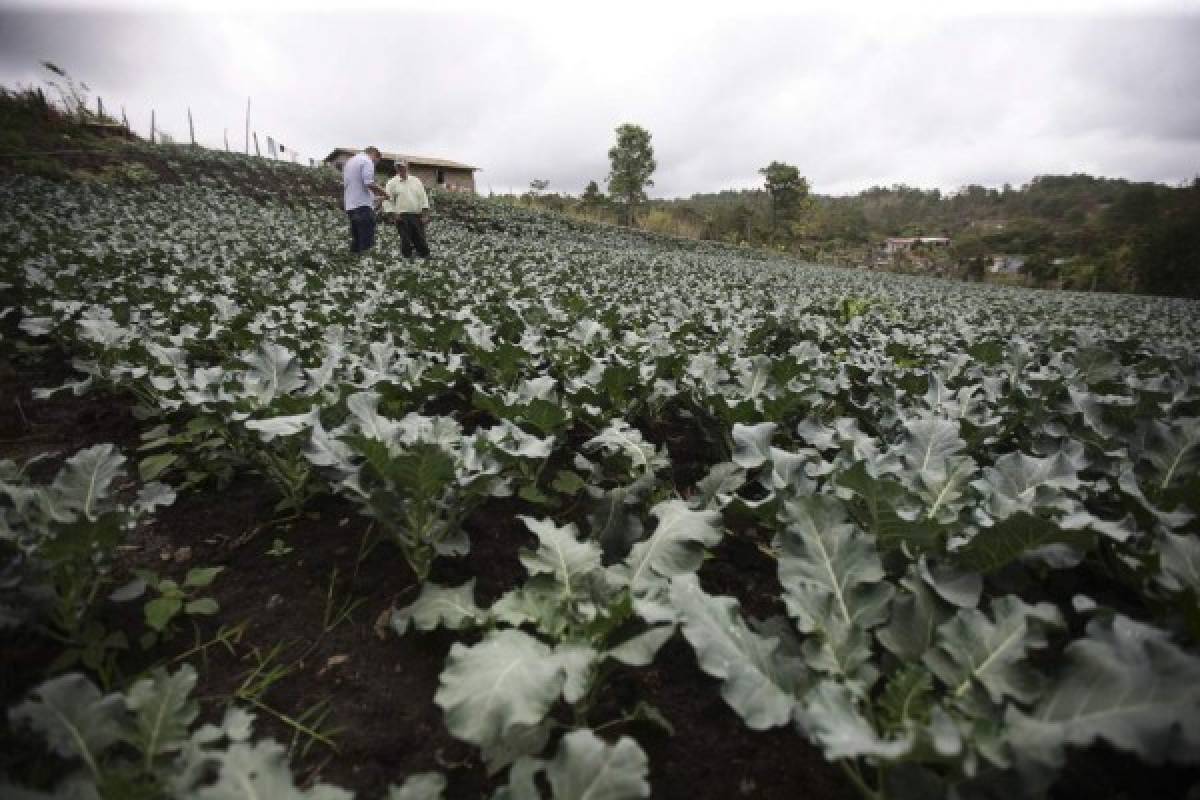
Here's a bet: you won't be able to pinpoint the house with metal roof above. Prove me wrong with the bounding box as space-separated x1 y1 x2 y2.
324 148 479 193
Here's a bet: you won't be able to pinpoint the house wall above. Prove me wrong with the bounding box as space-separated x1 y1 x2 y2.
406 165 476 193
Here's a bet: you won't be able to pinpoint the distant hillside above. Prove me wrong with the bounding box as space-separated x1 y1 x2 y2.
528 174 1199 298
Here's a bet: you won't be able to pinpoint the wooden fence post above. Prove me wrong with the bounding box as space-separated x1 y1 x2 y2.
224 128 230 151
188 108 195 145
150 109 156 144
121 106 128 129
97 97 104 118
253 131 260 157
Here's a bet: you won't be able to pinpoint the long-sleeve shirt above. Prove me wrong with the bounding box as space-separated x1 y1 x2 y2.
342 153 376 211
383 175 430 214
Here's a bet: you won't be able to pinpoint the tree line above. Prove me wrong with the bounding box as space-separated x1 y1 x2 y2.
516 125 1197 299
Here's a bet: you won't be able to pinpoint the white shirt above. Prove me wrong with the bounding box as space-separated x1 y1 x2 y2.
342 153 376 211
384 174 430 214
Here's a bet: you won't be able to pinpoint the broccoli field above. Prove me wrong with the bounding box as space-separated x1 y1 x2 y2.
2 146 1199 800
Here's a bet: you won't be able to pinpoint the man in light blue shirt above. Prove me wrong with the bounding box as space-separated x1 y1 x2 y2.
342 146 387 253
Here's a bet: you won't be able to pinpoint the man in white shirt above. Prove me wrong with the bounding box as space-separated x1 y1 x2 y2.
384 159 432 259
343 146 387 254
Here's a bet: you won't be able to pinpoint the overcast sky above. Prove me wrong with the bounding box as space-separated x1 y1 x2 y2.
1 1 1197 197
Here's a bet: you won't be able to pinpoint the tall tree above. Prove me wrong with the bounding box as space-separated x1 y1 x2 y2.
759 161 809 238
607 124 656 226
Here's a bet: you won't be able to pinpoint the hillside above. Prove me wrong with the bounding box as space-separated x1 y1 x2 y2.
537 175 1200 297
3 110 1200 800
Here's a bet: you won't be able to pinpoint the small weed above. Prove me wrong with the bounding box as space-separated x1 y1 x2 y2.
266 538 294 557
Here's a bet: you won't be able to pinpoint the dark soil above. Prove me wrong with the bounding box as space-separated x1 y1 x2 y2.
0 338 858 798
0 339 142 478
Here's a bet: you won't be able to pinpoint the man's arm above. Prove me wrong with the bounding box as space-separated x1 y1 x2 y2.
418 180 431 219
362 160 387 199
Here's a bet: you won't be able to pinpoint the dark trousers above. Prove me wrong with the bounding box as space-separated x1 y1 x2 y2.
396 213 431 259
347 206 376 253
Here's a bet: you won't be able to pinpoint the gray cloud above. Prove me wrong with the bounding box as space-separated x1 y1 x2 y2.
1 9 1197 196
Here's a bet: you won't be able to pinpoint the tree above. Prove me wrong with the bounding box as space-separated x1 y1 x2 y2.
607 124 656 226
758 161 809 239
580 180 606 208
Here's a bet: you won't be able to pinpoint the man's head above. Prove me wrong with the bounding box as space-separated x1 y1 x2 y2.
364 146 381 162
394 159 409 178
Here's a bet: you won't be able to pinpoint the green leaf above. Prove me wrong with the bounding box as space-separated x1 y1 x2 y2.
1137 416 1200 493
777 494 892 683
669 575 801 729
796 681 914 761
518 485 553 506
388 443 457 498
912 456 976 525
145 595 184 632
490 581 571 636
392 580 485 635
125 664 199 764
924 595 1062 709
898 415 965 481
51 443 126 521
242 342 306 408
345 391 401 443
9 673 126 777
188 739 351 799
1007 614 1200 771
520 398 570 435
1156 531 1200 594
109 577 147 603
479 721 553 777
878 663 934 734
553 643 600 705
691 462 746 511
955 513 1093 574
731 422 777 469
877 569 950 663
434 629 565 749
550 470 587 495
1072 345 1122 385
387 773 447 800
138 452 178 482
967 340 1004 365
543 729 651 800
612 500 723 593
917 558 981 609
244 409 319 442
587 482 647 563
975 449 1081 518
583 419 667 474
184 598 219 615
836 461 943 552
184 566 225 588
606 625 675 667
519 516 602 593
